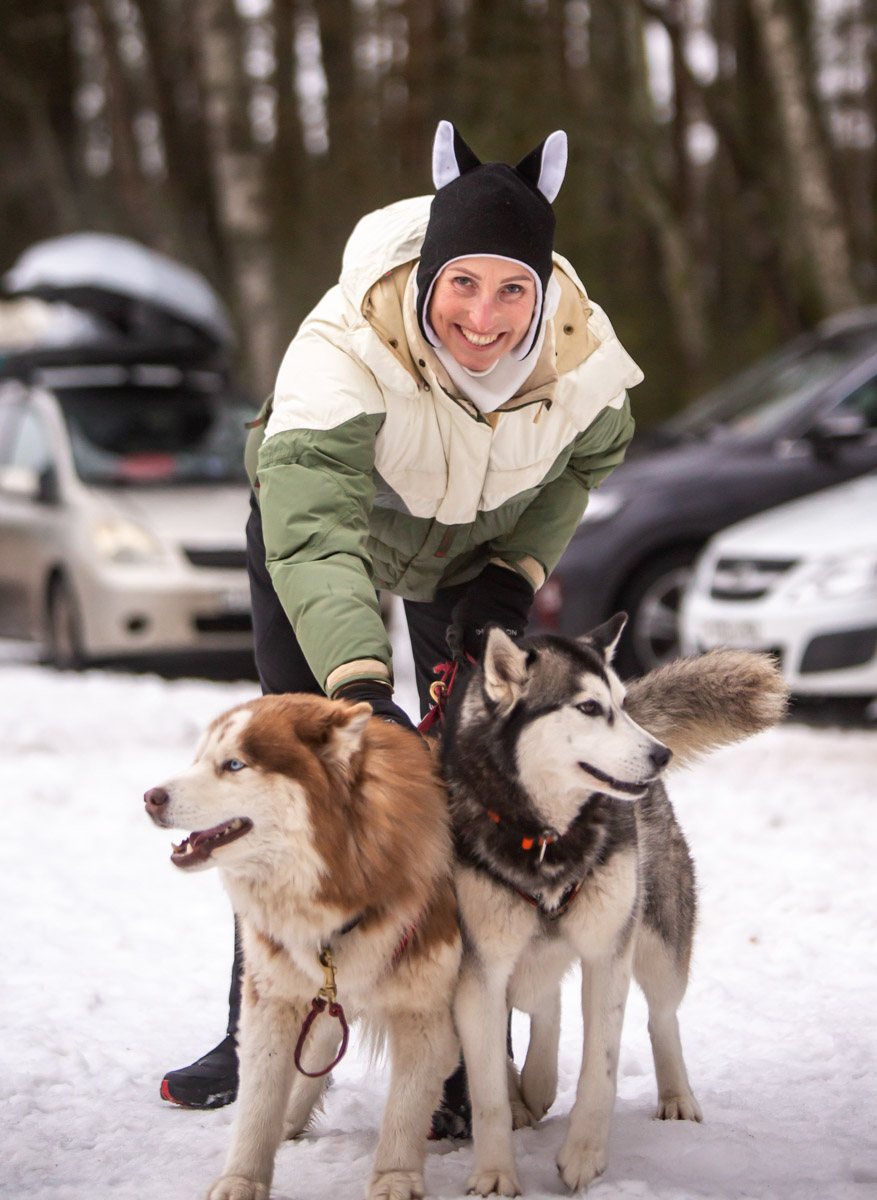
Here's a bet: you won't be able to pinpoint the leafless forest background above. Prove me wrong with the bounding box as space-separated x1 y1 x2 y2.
1 0 875 421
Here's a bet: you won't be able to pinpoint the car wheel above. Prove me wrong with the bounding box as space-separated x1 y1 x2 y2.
46 575 86 670
614 547 699 679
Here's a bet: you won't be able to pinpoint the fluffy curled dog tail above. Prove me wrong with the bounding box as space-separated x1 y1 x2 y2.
623 649 789 769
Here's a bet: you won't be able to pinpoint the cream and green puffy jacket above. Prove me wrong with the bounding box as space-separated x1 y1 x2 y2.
247 196 642 696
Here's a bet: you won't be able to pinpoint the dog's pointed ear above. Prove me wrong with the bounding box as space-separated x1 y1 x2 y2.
579 612 627 664
433 119 482 189
482 626 530 714
321 701 372 771
515 130 568 202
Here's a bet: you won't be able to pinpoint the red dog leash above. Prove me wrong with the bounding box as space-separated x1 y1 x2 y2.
417 657 473 735
293 948 350 1078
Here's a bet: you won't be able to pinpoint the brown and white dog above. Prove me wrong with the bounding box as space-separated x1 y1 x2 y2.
144 694 461 1200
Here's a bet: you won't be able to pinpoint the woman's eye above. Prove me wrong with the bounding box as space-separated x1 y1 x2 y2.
576 700 602 718
223 759 247 772
503 284 523 295
453 275 475 288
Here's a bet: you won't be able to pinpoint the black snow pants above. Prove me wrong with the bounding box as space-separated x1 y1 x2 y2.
225 493 472 1034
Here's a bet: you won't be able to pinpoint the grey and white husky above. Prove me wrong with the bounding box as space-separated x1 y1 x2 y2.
442 615 787 1195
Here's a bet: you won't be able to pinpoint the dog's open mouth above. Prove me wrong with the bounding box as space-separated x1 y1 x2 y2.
578 761 653 800
170 818 253 868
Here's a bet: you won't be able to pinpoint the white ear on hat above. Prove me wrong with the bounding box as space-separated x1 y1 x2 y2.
535 131 568 203
432 120 482 189
432 120 459 188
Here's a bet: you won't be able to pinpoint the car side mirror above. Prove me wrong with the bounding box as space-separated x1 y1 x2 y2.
37 464 61 505
0 463 61 504
805 410 868 458
0 463 41 500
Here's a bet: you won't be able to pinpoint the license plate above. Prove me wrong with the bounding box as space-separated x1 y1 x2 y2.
699 619 761 646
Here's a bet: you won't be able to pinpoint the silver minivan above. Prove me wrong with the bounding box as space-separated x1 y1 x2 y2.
0 234 255 666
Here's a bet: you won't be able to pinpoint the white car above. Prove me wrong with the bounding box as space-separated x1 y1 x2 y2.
0 234 255 667
681 473 877 697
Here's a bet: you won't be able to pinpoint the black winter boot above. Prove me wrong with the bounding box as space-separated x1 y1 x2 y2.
160 922 243 1109
160 1032 238 1109
429 1058 472 1140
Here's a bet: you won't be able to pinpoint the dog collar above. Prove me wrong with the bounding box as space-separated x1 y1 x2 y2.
486 808 559 863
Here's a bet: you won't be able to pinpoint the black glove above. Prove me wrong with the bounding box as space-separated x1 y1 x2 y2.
447 563 535 661
333 679 416 732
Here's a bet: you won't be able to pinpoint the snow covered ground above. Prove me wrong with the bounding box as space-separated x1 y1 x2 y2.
2 629 876 1200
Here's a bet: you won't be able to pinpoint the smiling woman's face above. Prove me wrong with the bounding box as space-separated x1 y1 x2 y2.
428 257 537 371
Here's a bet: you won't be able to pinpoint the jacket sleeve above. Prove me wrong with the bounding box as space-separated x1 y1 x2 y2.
487 396 635 587
256 329 393 696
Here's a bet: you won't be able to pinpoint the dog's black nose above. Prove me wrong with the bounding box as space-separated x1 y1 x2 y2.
144 786 169 811
650 744 672 770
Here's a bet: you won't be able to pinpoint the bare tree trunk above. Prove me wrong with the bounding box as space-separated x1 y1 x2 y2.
748 0 861 314
192 0 282 397
0 48 82 232
1 2 82 235
622 1 709 380
136 0 226 276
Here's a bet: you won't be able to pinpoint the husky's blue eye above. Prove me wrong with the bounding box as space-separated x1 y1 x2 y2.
576 700 602 718
223 758 247 772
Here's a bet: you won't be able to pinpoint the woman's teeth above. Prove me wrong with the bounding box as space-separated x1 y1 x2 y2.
459 327 500 347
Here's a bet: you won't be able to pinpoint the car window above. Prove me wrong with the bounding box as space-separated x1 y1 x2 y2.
7 406 55 475
834 377 877 429
55 386 252 486
0 392 22 459
665 326 877 439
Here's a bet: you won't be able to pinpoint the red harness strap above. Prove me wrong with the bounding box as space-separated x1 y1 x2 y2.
417 659 465 735
510 875 585 921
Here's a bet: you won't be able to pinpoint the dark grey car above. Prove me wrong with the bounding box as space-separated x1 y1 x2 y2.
530 310 877 677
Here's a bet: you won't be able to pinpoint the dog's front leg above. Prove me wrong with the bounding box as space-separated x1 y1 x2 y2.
207 995 302 1200
556 949 633 1192
519 987 561 1122
368 1006 459 1200
456 958 521 1198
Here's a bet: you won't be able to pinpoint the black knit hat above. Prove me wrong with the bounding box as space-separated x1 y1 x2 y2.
416 121 568 356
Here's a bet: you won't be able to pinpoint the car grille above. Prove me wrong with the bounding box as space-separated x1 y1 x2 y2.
195 614 252 633
710 557 798 601
800 626 877 673
183 548 247 570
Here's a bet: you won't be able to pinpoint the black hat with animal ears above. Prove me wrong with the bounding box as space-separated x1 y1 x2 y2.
415 121 568 356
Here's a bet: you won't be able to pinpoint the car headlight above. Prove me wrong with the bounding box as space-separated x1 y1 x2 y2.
787 551 877 603
580 490 626 524
92 518 165 564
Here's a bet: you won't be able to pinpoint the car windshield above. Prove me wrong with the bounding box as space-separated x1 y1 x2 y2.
56 384 253 486
664 325 877 440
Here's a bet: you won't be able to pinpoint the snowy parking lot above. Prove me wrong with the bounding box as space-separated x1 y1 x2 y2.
2 632 876 1200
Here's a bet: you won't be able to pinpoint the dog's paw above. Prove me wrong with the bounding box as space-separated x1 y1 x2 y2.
206 1175 269 1200
367 1169 425 1200
656 1092 703 1122
509 1094 538 1130
466 1167 522 1197
556 1140 607 1192
519 1072 556 1123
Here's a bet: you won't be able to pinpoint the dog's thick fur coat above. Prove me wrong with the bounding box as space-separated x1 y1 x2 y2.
145 694 461 1200
443 619 787 1195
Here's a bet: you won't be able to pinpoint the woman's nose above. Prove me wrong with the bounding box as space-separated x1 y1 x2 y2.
466 293 497 330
